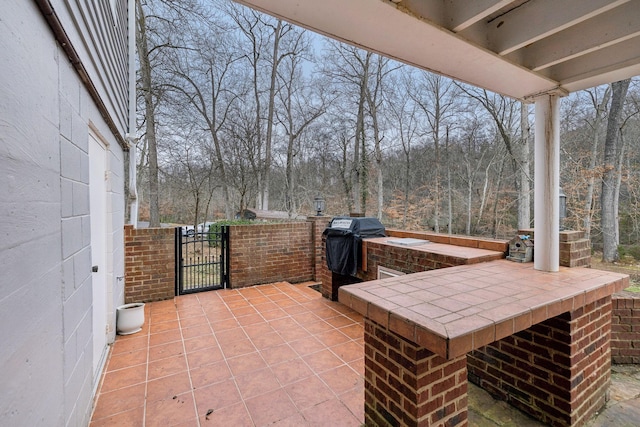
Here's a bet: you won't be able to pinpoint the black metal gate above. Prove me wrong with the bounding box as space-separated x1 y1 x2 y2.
175 225 229 295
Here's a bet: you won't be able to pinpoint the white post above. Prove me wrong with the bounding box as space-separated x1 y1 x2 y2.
534 94 560 272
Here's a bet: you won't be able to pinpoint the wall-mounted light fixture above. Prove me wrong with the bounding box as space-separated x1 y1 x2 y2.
559 187 567 230
314 196 325 216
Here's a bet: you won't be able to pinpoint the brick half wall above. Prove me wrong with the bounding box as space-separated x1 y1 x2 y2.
229 222 314 288
124 225 175 303
612 292 640 364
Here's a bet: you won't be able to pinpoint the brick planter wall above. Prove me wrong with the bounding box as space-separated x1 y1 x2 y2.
364 318 468 427
611 292 640 364
229 222 314 288
468 296 612 426
124 225 175 303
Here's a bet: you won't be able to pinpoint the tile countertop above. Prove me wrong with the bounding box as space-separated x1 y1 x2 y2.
338 259 628 360
364 237 505 264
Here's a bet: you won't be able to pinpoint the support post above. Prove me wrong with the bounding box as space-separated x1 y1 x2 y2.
534 94 561 272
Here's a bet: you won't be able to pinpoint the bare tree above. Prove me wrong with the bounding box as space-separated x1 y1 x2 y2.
601 79 630 262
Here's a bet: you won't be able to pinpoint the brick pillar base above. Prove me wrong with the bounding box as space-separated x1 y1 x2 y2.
468 296 612 426
364 319 468 427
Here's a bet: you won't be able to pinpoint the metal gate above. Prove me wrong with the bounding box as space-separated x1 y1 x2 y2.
175 225 229 295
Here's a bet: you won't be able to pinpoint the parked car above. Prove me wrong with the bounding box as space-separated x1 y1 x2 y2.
197 221 216 233
181 225 195 237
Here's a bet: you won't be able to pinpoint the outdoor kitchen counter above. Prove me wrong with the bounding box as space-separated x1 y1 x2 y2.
362 236 505 267
338 259 629 360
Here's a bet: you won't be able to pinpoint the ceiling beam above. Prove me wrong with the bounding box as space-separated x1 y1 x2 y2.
445 0 513 32
547 36 640 89
461 0 629 55
515 2 640 71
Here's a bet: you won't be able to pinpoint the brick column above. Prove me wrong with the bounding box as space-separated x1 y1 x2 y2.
307 215 330 282
518 228 591 267
468 296 612 426
364 319 468 427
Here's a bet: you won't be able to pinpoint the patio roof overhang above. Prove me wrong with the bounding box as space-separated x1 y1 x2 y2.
233 0 640 101
233 0 640 272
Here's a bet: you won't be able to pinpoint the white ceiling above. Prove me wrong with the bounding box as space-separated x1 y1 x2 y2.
233 0 640 100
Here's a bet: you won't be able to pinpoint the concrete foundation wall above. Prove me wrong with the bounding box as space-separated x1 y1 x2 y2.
0 3 125 426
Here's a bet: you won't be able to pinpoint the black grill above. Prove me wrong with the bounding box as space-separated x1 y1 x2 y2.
323 217 385 276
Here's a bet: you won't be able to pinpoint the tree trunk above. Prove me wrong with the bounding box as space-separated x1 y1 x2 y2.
518 102 531 229
583 87 610 239
136 0 160 227
262 19 283 211
601 79 630 262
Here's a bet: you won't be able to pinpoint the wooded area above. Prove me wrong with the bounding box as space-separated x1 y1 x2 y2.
134 0 640 260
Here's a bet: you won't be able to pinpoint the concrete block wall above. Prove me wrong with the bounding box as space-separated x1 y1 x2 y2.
468 296 612 426
229 222 314 288
124 225 175 302
0 3 126 426
364 318 468 427
611 293 640 364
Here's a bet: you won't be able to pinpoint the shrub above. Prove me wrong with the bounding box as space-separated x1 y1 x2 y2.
208 219 253 247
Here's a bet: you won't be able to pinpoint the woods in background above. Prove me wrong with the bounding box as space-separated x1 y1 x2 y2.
134 0 640 259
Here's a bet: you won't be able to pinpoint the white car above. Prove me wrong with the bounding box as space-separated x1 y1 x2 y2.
181 225 195 237
197 221 216 233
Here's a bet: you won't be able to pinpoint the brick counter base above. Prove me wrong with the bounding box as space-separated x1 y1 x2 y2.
612 292 640 364
468 296 612 427
364 319 468 427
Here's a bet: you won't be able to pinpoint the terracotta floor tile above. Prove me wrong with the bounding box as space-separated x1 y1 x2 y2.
150 310 178 323
236 313 264 327
303 349 344 373
186 346 224 369
258 307 289 321
100 364 147 393
190 360 232 389
89 406 144 427
242 322 275 339
260 343 299 365
324 315 356 329
271 357 314 385
339 387 365 421
210 318 239 332
150 319 180 334
199 402 253 426
304 320 335 335
145 392 197 427
319 365 362 395
300 397 362 427
234 367 281 399
181 323 213 339
146 371 192 403
315 329 350 347
285 375 334 410
227 351 267 376
288 336 326 356
178 314 208 328
219 337 256 358
245 389 298 426
111 336 148 355
183 335 218 353
277 326 311 342
106 348 147 371
91 383 146 421
270 413 308 427
147 354 188 380
230 306 258 317
330 340 365 363
214 327 247 346
193 378 242 414
148 340 184 362
250 331 285 350
339 323 364 340
149 329 182 347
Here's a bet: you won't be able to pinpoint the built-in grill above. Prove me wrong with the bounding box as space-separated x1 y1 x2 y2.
323 217 386 276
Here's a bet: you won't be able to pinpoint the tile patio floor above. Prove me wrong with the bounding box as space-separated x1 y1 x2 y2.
90 282 366 426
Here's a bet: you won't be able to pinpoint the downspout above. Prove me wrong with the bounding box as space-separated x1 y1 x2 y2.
126 0 138 227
